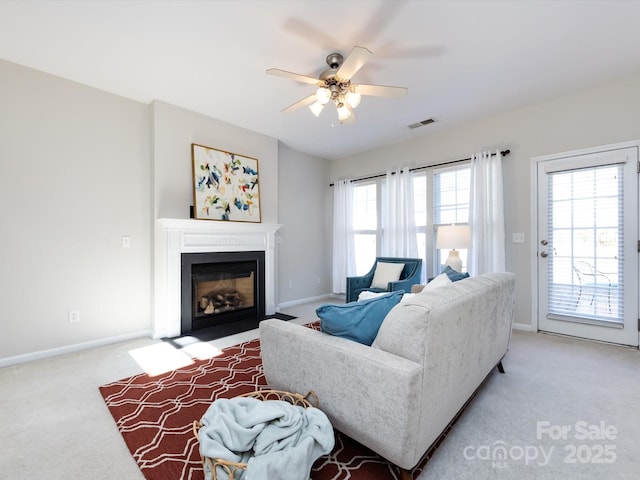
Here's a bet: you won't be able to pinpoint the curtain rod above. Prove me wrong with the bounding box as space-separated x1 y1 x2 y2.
329 149 510 187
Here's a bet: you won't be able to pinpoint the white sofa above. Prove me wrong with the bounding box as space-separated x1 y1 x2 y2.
259 272 516 478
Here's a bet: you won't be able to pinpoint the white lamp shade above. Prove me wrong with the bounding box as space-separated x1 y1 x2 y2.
337 103 351 121
316 87 331 104
345 90 361 108
309 101 325 117
436 225 471 249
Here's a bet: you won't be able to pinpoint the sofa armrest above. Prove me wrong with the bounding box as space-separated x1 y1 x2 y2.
259 319 423 468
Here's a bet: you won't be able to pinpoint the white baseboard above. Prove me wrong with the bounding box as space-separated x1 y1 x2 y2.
0 330 152 368
512 322 535 332
278 293 336 309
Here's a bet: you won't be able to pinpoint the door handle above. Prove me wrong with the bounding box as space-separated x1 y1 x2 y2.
540 251 548 258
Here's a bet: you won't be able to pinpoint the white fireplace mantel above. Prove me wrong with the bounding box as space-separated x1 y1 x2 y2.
153 218 281 339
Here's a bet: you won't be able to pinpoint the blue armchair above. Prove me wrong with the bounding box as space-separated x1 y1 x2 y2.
346 257 423 303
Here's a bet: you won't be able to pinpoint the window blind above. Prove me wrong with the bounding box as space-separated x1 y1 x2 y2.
546 164 624 324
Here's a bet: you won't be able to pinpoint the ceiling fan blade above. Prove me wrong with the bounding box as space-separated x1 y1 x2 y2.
336 46 372 80
266 68 321 86
353 83 408 98
281 94 317 113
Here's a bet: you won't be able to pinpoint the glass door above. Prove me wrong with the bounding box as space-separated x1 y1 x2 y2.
536 145 638 346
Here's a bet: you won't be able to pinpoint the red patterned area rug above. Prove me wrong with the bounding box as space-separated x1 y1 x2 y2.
99 337 425 480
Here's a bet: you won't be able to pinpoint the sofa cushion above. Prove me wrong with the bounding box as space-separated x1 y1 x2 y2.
317 290 404 345
442 265 470 282
370 262 405 289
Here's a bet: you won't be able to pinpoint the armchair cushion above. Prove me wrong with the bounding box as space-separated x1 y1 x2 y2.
317 290 404 346
370 262 405 289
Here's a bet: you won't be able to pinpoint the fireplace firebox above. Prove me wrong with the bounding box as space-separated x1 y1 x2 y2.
181 251 265 336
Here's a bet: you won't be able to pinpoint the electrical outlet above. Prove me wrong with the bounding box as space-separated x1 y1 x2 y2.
121 235 130 248
68 311 80 324
288 281 293 289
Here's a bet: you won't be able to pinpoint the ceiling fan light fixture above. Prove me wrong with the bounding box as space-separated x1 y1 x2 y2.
268 46 407 126
345 90 361 109
309 101 325 117
336 102 351 122
316 87 331 105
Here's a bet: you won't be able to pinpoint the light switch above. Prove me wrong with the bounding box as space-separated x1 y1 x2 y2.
512 233 525 244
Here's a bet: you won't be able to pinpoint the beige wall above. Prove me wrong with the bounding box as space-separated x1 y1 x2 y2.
0 59 151 360
150 100 279 223
330 72 640 329
277 143 332 304
0 62 330 364
5 53 637 361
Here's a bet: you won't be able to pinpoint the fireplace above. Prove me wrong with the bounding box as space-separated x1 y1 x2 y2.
153 219 281 340
181 251 265 334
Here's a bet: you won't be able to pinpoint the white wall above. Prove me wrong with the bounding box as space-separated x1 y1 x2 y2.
12 55 634 358
149 101 335 310
330 71 640 329
277 143 332 304
0 60 151 361
0 60 333 364
150 100 284 326
151 101 279 223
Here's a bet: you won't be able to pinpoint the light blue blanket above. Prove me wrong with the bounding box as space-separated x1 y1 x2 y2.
198 396 335 480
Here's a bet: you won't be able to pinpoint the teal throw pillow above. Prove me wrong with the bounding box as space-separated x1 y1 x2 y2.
442 265 470 282
317 290 404 345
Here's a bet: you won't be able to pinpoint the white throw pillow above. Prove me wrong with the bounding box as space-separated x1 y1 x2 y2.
420 272 452 291
370 262 405 289
357 290 389 301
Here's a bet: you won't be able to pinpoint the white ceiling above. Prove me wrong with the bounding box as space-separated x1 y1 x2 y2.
1 0 640 160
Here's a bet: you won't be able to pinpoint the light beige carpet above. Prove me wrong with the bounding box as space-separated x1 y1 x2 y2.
420 331 640 479
1 306 638 479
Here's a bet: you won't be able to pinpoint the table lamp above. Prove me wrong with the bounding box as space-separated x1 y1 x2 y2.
436 224 471 273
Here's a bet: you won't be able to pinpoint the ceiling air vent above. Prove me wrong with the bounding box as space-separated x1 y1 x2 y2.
408 118 436 129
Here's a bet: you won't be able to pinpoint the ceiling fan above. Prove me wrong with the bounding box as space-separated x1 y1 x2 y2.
266 46 408 124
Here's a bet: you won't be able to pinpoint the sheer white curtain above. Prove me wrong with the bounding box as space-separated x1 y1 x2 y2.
381 168 419 257
332 179 356 293
469 150 506 275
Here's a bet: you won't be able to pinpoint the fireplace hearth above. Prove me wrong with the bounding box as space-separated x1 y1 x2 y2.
181 251 265 337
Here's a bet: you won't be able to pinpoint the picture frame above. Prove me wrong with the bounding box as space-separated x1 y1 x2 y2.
191 143 261 223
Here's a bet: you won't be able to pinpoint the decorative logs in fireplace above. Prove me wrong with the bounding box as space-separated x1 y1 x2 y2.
194 271 254 319
199 291 243 314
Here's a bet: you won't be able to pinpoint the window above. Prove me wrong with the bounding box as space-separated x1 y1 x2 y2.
353 182 378 274
547 164 623 321
413 172 428 281
433 166 470 273
411 165 471 279
350 164 471 279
